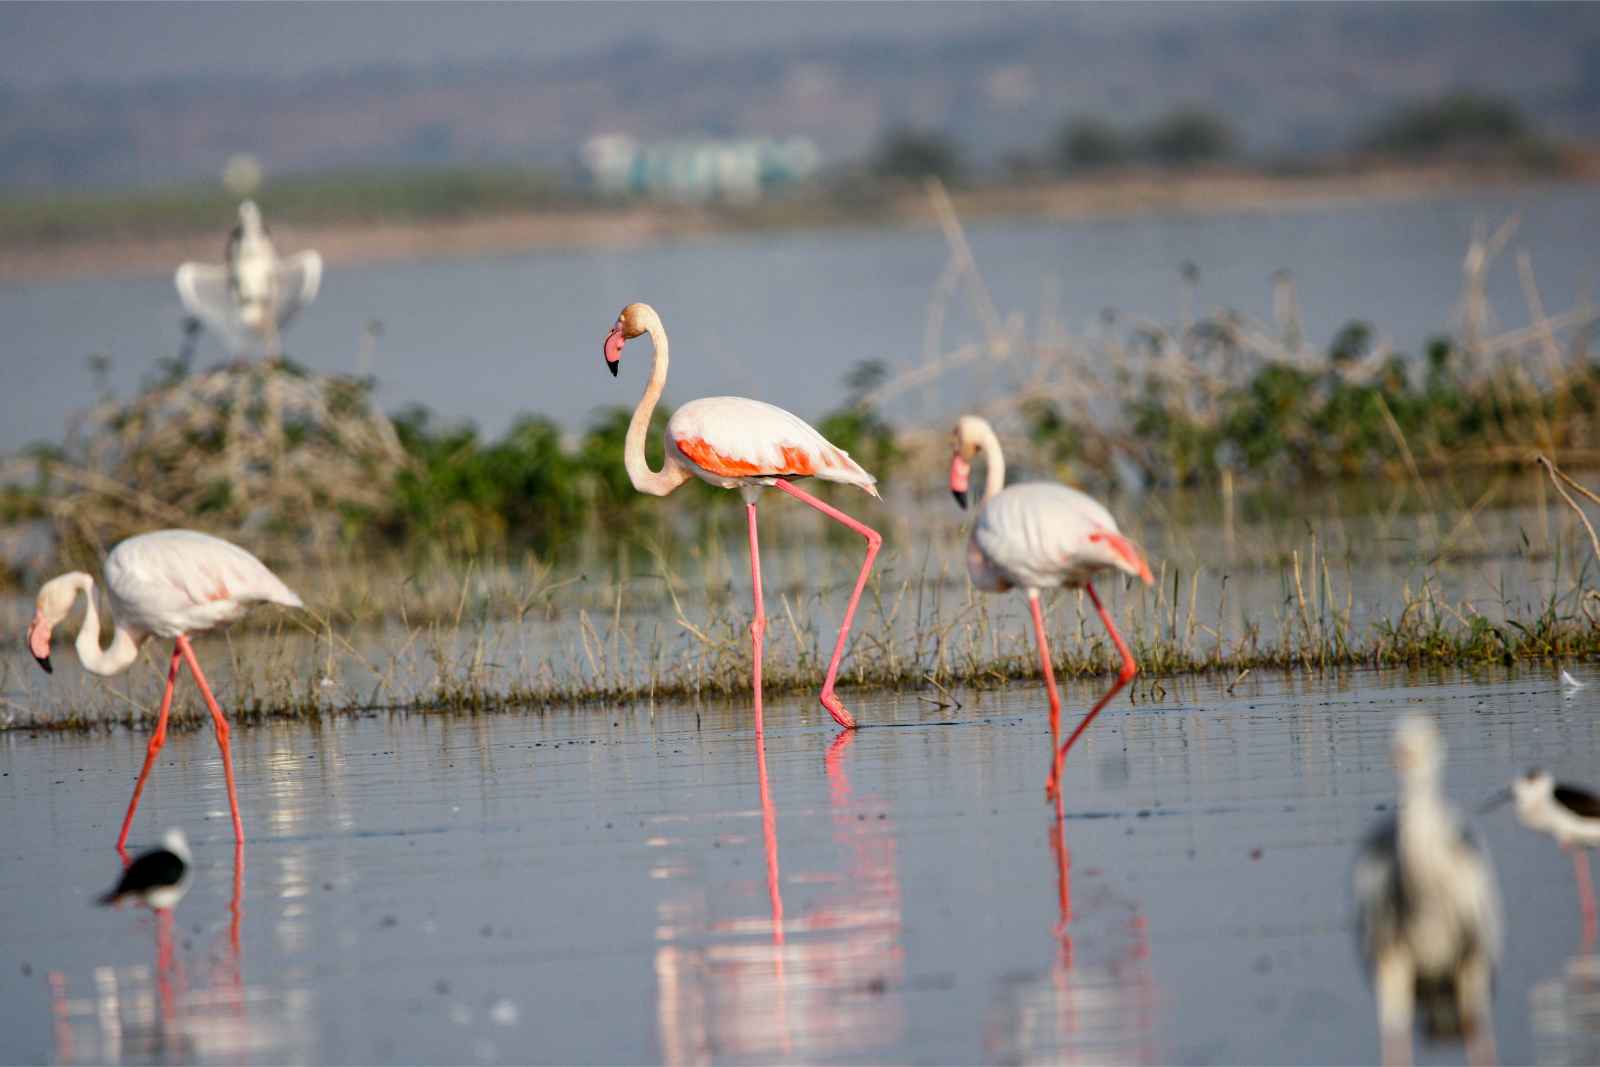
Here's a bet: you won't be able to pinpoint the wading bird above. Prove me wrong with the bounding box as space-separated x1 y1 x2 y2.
175 200 322 357
1487 770 1600 944
25 530 303 851
99 829 192 911
947 415 1152 800
603 302 880 733
1354 716 1502 1066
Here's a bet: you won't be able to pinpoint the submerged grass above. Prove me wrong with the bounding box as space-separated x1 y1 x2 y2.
7 509 1598 734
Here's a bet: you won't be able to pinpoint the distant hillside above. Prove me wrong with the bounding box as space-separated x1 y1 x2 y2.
2 2 1597 190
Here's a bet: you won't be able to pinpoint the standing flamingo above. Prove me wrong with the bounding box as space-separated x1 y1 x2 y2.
948 415 1152 801
24 529 303 851
602 302 881 733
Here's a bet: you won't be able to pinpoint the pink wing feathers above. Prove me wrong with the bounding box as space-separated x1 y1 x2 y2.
666 397 879 495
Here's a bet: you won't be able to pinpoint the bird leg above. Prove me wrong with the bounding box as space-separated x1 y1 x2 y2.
1573 847 1597 950
756 721 784 948
747 501 768 741
1374 948 1415 1067
1028 592 1067 803
1459 954 1497 1067
772 479 881 730
117 646 183 859
1053 583 1138 779
176 635 244 843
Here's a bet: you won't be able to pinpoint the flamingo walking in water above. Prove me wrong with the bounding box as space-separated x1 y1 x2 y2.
25 530 303 851
603 302 881 733
948 415 1153 801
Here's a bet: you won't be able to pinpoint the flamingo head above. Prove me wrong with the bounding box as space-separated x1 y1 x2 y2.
604 302 659 377
25 573 86 675
948 414 990 510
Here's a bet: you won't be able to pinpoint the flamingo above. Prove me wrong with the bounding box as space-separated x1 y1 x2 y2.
24 529 304 851
175 200 322 357
602 302 881 733
947 414 1152 801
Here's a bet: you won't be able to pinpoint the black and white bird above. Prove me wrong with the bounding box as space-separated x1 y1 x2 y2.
1354 716 1502 1064
98 829 192 911
1491 770 1600 942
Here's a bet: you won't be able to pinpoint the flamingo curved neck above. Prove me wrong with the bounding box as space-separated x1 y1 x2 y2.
72 576 142 677
978 423 1006 503
625 320 690 497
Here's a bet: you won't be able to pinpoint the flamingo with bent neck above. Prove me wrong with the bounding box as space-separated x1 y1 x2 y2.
948 415 1153 803
24 529 303 853
603 301 882 736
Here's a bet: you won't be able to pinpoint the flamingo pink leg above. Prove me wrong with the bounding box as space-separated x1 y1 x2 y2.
1573 848 1597 949
175 635 245 843
1028 593 1068 803
747 501 768 740
1052 582 1138 789
117 646 183 858
771 478 881 730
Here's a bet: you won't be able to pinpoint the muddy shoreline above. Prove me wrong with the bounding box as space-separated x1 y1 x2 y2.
3 163 1593 285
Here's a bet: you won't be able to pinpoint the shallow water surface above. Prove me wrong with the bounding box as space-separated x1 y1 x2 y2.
3 667 1600 1064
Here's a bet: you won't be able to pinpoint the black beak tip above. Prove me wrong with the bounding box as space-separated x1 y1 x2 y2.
607 360 619 378
34 653 52 675
951 489 968 510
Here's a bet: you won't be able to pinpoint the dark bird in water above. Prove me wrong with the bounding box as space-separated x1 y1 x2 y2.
1354 716 1501 1065
99 829 191 911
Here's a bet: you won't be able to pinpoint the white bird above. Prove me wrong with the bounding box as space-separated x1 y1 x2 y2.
25 530 303 851
1354 716 1502 1065
947 415 1153 802
175 200 322 356
1561 669 1586 693
99 829 192 911
603 302 881 736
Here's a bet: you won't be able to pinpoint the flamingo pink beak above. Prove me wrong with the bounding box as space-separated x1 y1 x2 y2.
950 455 971 510
25 611 52 674
603 325 625 377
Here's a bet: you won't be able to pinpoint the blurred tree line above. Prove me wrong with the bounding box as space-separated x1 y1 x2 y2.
872 92 1559 182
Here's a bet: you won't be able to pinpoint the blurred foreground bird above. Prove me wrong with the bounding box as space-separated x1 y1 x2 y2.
175 200 322 357
947 415 1153 802
1354 716 1502 1066
603 301 880 736
99 829 191 911
25 530 303 851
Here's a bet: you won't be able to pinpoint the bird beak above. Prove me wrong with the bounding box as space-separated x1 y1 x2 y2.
603 324 625 377
950 455 971 510
1475 786 1513 815
25 613 52 674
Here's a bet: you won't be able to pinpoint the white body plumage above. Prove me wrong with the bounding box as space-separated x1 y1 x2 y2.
969 482 1130 593
664 396 878 495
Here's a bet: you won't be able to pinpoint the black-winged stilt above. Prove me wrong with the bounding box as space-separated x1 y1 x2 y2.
99 829 191 911
1354 716 1502 1065
1485 770 1600 944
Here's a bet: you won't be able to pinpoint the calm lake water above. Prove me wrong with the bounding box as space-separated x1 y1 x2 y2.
4 184 1599 453
3 667 1599 1064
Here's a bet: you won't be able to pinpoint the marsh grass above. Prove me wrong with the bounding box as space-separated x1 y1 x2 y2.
7 489 1600 733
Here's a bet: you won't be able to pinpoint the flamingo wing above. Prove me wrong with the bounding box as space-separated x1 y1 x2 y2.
274 250 323 328
973 483 1124 590
667 396 878 494
106 530 302 636
174 262 236 335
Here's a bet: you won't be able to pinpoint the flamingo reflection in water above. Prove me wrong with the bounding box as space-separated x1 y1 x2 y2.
654 730 905 1063
984 816 1158 1064
47 843 309 1063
